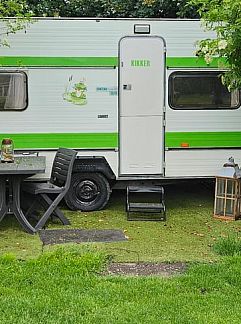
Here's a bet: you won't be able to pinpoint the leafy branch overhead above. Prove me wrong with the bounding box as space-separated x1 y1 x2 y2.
189 0 241 90
25 0 198 19
0 0 32 47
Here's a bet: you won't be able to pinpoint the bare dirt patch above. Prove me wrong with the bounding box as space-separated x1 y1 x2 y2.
105 262 187 277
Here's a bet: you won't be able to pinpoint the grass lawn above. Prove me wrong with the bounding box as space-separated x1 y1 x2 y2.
0 181 241 262
1 181 241 323
1 246 241 323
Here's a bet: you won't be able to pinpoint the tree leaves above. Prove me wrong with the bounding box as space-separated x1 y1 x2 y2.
24 0 199 19
0 0 32 47
188 0 241 90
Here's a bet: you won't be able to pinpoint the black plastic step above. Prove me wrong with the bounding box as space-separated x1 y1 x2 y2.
127 186 164 193
128 202 164 212
126 185 166 221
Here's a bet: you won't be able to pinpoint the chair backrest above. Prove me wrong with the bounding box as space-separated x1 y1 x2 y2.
50 148 77 189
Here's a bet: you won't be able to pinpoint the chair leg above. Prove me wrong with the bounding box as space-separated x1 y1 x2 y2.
25 198 40 219
25 196 60 224
37 195 63 219
35 194 70 231
40 194 70 225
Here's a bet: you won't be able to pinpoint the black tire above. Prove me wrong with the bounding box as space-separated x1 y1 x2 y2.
64 172 111 211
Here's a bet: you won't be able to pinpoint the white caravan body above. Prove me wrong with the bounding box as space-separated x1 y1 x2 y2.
0 18 240 210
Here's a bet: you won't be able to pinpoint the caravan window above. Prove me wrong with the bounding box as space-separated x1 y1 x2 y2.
0 72 27 111
169 72 240 110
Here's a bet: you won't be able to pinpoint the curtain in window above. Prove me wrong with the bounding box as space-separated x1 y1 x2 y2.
231 90 239 107
4 74 26 109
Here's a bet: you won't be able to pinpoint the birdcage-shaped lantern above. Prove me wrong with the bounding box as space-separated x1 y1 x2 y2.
214 157 241 220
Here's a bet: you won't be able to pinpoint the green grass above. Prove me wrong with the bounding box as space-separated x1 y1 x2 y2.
1 181 241 262
1 246 241 323
213 234 241 256
1 183 241 323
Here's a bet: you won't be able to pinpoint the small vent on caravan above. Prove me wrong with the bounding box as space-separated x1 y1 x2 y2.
134 24 150 34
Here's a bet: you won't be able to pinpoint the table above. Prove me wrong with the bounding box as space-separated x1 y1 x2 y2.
0 156 46 234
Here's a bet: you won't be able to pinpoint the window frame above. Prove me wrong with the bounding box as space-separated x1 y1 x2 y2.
0 70 28 112
168 70 240 111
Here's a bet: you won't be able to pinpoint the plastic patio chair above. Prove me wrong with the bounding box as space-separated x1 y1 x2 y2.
22 148 77 231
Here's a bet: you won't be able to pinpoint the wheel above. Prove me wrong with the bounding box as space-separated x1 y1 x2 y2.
64 172 111 211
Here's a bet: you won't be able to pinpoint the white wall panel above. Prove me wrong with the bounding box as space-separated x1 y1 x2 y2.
0 68 118 134
165 150 241 177
0 19 211 58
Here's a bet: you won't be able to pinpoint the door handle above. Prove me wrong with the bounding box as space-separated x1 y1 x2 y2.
123 84 132 90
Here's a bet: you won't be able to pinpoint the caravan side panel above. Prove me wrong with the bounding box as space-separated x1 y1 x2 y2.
0 68 118 147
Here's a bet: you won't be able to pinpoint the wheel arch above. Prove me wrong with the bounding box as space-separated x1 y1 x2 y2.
73 156 116 184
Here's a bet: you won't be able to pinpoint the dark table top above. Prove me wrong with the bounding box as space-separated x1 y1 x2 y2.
0 156 46 175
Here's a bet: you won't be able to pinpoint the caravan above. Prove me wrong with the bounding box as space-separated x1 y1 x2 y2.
0 18 240 210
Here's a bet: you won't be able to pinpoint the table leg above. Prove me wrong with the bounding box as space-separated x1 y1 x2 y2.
0 177 8 221
11 176 36 235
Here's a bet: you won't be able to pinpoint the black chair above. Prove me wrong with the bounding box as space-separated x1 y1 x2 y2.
23 148 77 231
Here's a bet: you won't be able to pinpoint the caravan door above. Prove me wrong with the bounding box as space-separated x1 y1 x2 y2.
119 36 165 175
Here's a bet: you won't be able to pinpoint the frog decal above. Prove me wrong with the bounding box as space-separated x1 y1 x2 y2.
63 75 87 105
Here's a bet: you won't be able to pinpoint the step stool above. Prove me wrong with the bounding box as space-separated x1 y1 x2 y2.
126 185 166 221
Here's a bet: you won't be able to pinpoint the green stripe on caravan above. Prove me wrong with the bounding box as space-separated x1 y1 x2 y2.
0 133 118 149
0 56 227 68
0 57 118 67
166 57 227 68
165 132 241 148
1 132 241 150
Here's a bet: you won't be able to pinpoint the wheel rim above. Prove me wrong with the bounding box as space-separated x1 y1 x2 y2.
74 179 100 205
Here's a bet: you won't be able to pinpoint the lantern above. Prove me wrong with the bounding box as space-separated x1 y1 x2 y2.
214 157 241 220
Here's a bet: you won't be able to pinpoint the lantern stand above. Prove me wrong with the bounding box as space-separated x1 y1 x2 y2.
214 157 241 221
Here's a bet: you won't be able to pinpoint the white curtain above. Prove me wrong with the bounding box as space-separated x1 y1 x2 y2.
4 74 26 109
231 90 239 107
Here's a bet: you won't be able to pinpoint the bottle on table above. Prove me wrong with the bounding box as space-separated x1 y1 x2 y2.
1 138 14 163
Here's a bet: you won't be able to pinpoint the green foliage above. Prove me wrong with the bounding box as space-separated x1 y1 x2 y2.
25 0 198 18
0 0 26 17
213 234 241 256
189 0 241 90
0 0 32 47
